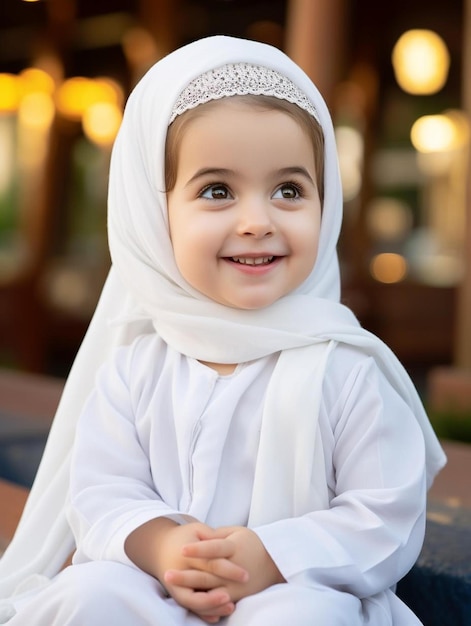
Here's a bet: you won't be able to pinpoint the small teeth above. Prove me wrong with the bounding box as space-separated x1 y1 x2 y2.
232 256 274 266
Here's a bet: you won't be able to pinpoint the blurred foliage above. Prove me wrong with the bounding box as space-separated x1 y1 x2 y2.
428 409 471 443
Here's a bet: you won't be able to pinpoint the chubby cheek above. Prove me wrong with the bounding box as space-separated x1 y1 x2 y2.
169 226 216 291
298 246 319 285
295 220 321 271
170 235 194 281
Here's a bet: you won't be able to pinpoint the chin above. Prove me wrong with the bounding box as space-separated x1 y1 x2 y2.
224 298 279 311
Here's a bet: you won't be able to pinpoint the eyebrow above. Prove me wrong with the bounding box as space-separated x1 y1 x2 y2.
277 167 315 185
185 168 234 188
185 166 315 187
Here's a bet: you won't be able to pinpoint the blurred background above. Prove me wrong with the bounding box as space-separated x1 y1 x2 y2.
0 0 470 395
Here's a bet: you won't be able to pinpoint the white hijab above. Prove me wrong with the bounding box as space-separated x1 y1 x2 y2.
0 35 445 612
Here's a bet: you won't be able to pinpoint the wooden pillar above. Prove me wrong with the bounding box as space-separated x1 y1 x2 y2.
284 0 346 105
428 0 471 415
121 0 181 86
455 0 471 369
137 0 180 58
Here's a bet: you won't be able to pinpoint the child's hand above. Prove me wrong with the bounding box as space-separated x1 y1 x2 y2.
169 525 285 604
126 518 242 622
158 522 247 623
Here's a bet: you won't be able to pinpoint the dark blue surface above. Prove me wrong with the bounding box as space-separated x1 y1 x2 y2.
0 410 49 487
398 505 471 625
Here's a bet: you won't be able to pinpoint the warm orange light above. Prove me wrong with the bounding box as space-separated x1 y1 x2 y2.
95 77 124 108
367 198 413 241
19 92 55 130
411 115 457 153
122 27 159 69
56 77 119 121
20 67 55 96
82 102 122 147
411 111 470 154
0 74 22 112
392 30 450 95
370 253 408 283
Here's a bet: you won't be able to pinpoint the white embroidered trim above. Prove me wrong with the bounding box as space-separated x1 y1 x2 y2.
169 63 319 123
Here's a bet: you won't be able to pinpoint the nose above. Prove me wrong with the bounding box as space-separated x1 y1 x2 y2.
236 197 275 238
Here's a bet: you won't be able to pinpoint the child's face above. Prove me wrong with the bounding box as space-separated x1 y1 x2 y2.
167 99 322 310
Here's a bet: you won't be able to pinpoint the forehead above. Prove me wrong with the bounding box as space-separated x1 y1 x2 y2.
174 98 317 174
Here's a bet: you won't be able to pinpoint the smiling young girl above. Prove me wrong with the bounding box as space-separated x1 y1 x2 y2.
0 36 445 625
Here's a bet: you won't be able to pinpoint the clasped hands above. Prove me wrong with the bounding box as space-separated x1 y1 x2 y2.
155 521 284 623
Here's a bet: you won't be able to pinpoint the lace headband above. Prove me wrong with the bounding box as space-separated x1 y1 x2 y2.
169 63 320 124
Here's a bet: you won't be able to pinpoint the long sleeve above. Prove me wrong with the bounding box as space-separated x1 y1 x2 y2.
66 335 275 567
255 347 427 598
66 340 186 567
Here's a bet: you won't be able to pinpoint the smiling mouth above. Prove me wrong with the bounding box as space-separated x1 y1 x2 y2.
230 256 276 266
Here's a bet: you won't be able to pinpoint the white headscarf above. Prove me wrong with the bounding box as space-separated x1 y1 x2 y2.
0 35 445 613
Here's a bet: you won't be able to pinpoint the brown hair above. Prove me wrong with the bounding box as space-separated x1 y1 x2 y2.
165 95 324 202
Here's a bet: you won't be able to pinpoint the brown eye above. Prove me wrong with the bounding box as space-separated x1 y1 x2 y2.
201 184 231 200
274 184 301 199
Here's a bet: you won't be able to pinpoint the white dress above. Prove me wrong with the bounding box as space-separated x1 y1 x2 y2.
8 335 426 625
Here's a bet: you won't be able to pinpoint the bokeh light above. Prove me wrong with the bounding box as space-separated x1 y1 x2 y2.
0 74 22 112
56 77 120 121
411 111 469 155
370 253 408 283
82 102 122 147
366 197 413 241
411 115 457 153
392 29 450 95
335 125 364 202
18 92 55 130
20 68 56 96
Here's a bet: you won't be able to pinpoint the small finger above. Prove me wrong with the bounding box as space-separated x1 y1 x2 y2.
178 556 247 584
183 538 233 559
171 586 233 615
200 604 236 622
164 569 222 591
193 595 236 619
205 557 249 583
